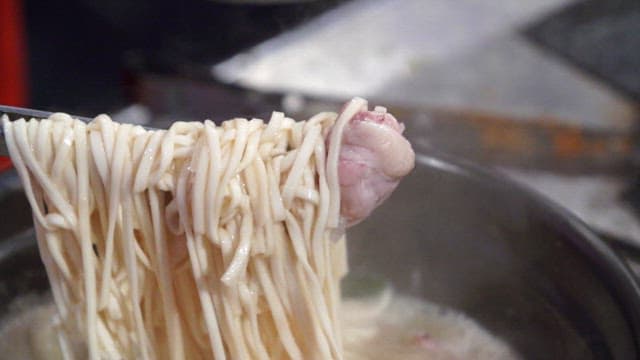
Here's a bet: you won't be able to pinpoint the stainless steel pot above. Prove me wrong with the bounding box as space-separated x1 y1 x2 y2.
1 153 639 358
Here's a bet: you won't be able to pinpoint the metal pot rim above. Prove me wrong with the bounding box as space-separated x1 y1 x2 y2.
417 151 640 345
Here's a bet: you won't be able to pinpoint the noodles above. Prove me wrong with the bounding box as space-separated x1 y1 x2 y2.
1 99 365 359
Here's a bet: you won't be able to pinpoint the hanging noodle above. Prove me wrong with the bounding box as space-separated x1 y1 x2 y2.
2 98 368 360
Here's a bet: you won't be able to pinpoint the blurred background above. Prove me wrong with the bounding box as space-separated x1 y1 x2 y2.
1 0 640 261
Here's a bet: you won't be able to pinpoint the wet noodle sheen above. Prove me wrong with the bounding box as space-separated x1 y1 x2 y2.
1 98 367 359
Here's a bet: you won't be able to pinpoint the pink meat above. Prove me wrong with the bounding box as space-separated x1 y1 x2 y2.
336 103 415 226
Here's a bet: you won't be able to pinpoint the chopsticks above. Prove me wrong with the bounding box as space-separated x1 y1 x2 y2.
0 105 159 157
0 104 93 124
0 105 93 156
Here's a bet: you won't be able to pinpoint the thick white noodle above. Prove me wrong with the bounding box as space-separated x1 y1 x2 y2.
3 101 357 359
326 97 367 228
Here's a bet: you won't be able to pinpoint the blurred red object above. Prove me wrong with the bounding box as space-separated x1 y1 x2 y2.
0 0 28 172
0 159 12 172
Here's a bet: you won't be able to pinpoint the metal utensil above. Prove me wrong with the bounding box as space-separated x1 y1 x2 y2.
0 105 93 124
0 105 157 157
0 105 93 156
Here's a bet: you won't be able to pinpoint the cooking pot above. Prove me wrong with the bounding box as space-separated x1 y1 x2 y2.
0 153 639 359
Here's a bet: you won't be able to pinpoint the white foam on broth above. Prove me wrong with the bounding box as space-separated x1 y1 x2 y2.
0 291 520 360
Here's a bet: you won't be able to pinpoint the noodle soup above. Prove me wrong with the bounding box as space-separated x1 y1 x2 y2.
0 289 520 360
1 99 519 359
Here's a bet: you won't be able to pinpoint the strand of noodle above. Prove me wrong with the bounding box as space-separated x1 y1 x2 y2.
316 139 345 353
284 212 339 358
115 279 134 342
89 131 109 187
164 199 182 235
63 164 78 205
191 140 209 236
133 131 163 192
34 118 52 167
273 122 291 154
148 189 187 360
255 258 303 359
61 232 83 293
133 194 158 269
121 150 153 359
212 118 249 234
96 318 122 358
311 239 346 359
327 240 345 354
221 201 253 285
252 223 267 256
239 318 255 358
174 267 209 352
311 142 330 281
50 126 73 181
99 124 132 308
218 220 235 266
38 233 69 317
53 316 75 360
221 129 237 143
72 121 99 360
253 156 271 230
294 263 333 360
106 322 127 357
26 117 38 150
224 181 243 223
46 232 72 281
263 111 283 140
204 121 222 243
305 205 316 254
276 229 308 354
238 280 269 360
219 284 250 359
279 149 298 173
281 123 319 207
106 272 125 312
12 118 77 227
191 144 212 273
95 115 116 165
122 196 152 360
173 142 196 159
244 164 268 253
150 129 174 187
307 112 336 127
236 123 262 172
215 222 248 357
88 148 110 261
131 128 150 169
202 256 227 358
260 314 284 359
269 224 292 313
33 211 70 331
242 157 262 227
326 97 367 227
7 119 73 350
133 237 152 269
186 229 228 358
143 275 160 355
295 187 320 203
268 156 286 221
46 119 69 199
291 121 304 148
176 160 228 360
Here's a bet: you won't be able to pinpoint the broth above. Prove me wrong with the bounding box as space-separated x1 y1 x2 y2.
0 290 519 360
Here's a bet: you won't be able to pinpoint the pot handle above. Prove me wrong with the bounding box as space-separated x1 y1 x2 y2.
599 231 640 281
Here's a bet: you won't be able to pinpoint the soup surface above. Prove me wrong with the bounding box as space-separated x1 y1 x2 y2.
0 290 520 360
